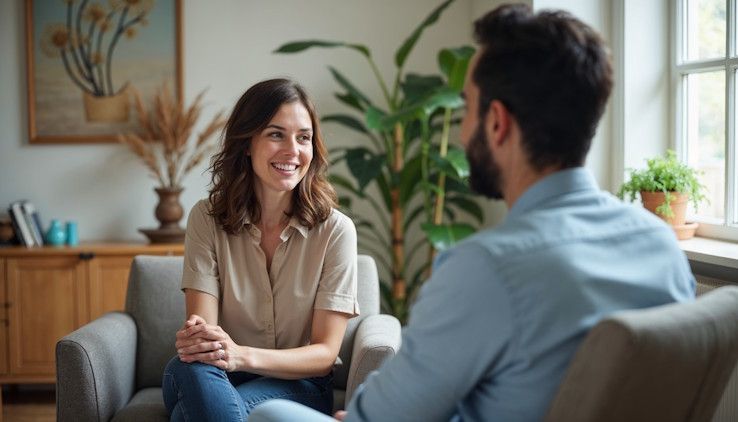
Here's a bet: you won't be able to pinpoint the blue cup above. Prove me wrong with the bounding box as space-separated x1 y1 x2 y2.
65 221 79 246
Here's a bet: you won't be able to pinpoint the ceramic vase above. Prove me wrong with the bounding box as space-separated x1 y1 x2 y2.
46 219 66 246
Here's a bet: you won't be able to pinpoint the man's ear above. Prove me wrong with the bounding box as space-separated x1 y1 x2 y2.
485 100 511 148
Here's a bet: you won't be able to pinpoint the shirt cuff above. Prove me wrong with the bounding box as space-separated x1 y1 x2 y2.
181 269 220 299
314 291 360 317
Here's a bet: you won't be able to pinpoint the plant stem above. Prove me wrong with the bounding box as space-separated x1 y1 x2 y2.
391 123 406 301
60 51 94 94
106 7 130 95
66 1 96 94
432 107 452 225
367 58 393 108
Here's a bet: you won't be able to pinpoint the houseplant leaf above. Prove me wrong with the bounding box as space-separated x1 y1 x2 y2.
395 0 456 68
420 222 476 251
438 46 475 90
274 40 371 58
345 147 386 192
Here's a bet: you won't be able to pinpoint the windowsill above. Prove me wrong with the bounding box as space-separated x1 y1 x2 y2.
679 236 738 270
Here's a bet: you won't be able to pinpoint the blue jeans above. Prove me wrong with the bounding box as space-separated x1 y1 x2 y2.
162 356 333 421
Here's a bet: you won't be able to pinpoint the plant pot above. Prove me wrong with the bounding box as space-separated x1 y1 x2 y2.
138 186 186 244
640 191 698 240
82 83 131 123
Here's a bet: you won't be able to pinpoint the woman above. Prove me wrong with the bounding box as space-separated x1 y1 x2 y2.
162 79 359 421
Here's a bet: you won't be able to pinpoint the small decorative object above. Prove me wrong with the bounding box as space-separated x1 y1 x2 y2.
618 150 708 240
0 216 15 245
26 0 183 144
46 219 67 246
118 84 226 243
65 221 79 246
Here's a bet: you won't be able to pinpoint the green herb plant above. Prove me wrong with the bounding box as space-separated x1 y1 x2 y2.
617 150 707 218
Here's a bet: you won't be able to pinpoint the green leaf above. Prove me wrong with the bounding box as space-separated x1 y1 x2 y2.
395 0 456 68
329 174 364 197
420 87 464 117
445 148 470 178
337 195 352 209
365 106 388 131
345 147 386 192
446 196 484 224
335 92 365 113
401 74 445 105
274 40 370 58
322 114 369 135
421 223 476 251
429 148 469 179
404 203 426 231
445 177 472 194
329 66 373 108
438 46 475 90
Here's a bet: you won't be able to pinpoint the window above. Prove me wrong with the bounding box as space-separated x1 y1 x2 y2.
674 0 738 240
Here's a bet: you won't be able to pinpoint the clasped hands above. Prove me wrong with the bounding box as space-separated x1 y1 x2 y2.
175 314 242 371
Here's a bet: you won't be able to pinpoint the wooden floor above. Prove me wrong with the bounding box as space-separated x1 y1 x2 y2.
2 385 56 422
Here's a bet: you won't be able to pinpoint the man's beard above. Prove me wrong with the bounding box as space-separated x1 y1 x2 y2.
466 123 504 200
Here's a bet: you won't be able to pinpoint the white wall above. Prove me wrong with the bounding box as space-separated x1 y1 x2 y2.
0 0 475 241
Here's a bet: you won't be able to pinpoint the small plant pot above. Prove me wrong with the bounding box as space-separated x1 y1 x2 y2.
82 83 131 123
640 191 697 239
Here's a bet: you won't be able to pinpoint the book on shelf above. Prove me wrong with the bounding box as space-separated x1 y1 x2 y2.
21 201 44 246
8 201 35 247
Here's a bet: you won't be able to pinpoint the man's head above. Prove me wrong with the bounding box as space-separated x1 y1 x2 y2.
460 4 612 201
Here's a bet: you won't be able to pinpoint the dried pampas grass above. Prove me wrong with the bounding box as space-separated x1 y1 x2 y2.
118 83 226 188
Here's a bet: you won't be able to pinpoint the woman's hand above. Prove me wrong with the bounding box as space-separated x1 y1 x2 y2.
175 314 210 353
177 322 247 372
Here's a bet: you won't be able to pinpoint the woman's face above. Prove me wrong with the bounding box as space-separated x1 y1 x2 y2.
249 101 314 197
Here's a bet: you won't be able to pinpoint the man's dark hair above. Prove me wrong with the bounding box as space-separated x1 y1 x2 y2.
473 4 613 170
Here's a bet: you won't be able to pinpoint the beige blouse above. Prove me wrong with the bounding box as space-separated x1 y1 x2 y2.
181 199 359 349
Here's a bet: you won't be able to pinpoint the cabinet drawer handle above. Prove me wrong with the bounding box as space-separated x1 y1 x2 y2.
79 252 96 261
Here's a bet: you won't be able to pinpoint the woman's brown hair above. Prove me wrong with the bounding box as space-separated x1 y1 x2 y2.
208 78 336 234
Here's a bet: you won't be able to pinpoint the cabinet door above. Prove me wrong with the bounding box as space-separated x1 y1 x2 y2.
88 256 134 320
7 257 86 375
0 259 8 374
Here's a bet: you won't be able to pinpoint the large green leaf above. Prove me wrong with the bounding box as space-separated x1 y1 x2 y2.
438 46 475 90
329 174 364 197
419 87 464 117
395 0 456 68
421 223 476 251
445 177 472 194
429 147 470 179
446 196 484 224
329 66 373 108
365 106 389 131
274 40 370 58
335 92 365 113
401 74 445 106
345 147 386 192
322 114 369 135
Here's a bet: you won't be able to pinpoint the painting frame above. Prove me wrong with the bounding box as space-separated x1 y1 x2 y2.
25 0 183 144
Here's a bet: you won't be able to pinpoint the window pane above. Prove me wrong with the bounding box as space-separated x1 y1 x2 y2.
685 71 725 220
685 0 726 61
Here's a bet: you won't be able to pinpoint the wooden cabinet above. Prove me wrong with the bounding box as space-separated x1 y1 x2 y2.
0 243 183 384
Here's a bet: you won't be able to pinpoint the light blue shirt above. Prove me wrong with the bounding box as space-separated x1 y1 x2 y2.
346 167 696 422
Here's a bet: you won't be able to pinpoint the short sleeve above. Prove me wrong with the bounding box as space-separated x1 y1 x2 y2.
181 200 220 299
314 212 360 317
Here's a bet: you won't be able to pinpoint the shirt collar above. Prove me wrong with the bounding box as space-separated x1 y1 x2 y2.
243 214 309 240
507 167 599 219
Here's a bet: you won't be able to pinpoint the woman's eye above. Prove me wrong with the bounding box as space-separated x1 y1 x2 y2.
268 132 283 139
299 135 313 143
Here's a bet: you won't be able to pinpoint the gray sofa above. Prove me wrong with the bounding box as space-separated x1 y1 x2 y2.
56 254 401 422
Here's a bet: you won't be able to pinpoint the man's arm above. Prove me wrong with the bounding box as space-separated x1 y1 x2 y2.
345 242 514 422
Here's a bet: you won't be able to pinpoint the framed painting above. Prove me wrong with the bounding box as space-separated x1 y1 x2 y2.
26 0 183 144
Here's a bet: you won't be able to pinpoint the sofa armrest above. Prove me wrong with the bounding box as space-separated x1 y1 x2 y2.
345 314 402 404
56 311 137 422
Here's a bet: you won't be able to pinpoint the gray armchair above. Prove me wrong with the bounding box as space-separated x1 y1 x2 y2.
56 255 401 422
546 285 738 422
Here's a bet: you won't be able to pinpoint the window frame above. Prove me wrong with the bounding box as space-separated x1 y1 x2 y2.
673 0 738 241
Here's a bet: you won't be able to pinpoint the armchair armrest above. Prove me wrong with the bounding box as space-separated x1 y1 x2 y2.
56 312 138 422
345 314 402 404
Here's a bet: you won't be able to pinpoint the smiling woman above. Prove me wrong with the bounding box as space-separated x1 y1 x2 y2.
161 79 359 420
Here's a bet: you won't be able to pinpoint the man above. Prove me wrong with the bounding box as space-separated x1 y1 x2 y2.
252 4 695 421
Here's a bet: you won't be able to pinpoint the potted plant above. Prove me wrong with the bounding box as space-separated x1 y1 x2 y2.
275 0 484 322
617 150 707 240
